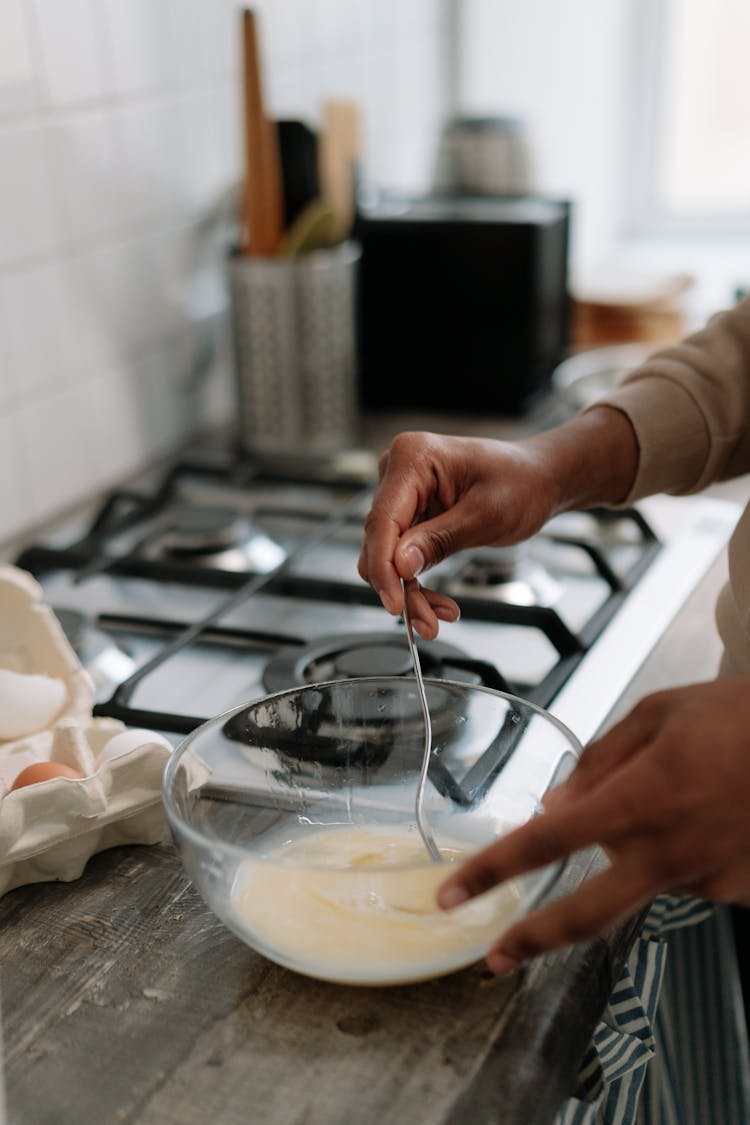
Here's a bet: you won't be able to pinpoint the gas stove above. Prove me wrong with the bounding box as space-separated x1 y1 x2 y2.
13 451 740 748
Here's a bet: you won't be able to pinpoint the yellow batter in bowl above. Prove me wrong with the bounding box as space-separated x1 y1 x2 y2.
231 824 520 985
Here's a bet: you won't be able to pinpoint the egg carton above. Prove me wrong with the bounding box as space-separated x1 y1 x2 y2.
0 565 173 898
0 564 94 737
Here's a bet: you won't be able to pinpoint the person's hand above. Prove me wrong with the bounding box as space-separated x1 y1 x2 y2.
437 675 750 973
358 410 638 639
357 430 563 638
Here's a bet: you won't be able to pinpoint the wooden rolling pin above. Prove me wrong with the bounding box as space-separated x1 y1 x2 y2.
241 8 283 256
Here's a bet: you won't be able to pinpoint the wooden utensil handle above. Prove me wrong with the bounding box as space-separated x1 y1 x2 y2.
242 8 283 256
319 98 361 244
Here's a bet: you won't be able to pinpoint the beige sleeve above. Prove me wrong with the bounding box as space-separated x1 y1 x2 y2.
587 295 750 503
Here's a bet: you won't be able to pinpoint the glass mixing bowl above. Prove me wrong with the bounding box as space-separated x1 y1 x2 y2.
163 677 583 986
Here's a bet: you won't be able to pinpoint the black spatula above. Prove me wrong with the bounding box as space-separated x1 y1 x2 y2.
276 119 320 229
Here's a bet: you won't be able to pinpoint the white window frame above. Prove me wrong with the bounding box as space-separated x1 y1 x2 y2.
625 0 750 239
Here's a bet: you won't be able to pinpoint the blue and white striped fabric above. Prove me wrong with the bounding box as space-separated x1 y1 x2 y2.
554 897 750 1124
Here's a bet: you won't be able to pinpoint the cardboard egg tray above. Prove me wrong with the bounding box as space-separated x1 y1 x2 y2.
0 564 173 898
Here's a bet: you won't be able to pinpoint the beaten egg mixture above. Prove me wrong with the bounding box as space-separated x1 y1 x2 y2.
231 824 521 985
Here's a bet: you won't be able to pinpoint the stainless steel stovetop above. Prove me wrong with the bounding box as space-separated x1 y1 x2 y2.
13 451 740 748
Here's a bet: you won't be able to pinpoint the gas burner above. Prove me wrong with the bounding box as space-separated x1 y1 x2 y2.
154 504 286 574
263 631 502 695
160 505 249 555
222 675 524 806
54 608 136 702
444 546 561 607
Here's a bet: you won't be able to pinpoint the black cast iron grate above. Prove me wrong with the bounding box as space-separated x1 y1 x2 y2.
14 455 662 737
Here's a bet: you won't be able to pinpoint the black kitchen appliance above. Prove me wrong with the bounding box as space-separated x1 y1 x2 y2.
354 194 571 414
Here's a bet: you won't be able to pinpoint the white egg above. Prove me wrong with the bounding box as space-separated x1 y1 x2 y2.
0 668 67 740
98 728 172 764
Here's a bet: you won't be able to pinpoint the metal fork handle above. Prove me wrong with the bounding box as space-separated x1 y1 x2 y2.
401 578 441 862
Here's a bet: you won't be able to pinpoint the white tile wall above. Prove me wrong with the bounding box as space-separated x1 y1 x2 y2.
0 0 450 547
0 410 23 535
0 124 60 265
0 0 39 116
0 258 72 400
31 0 108 107
101 0 162 97
48 110 130 244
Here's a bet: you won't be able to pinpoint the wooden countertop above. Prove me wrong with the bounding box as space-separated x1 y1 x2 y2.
0 840 641 1125
0 556 729 1125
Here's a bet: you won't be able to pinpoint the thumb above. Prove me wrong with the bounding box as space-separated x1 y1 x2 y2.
394 500 496 578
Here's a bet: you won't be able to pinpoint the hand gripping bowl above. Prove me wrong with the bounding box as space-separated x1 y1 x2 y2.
163 678 583 986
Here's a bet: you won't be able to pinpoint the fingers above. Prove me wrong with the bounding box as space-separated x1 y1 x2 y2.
358 435 442 612
358 433 495 615
436 676 750 972
358 512 447 616
438 766 651 910
543 695 665 808
438 805 599 910
404 582 461 640
361 501 491 618
357 511 410 616
393 499 495 577
484 861 656 973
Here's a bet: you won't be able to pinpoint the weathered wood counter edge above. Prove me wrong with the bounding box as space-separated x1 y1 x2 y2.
0 834 642 1125
445 910 646 1123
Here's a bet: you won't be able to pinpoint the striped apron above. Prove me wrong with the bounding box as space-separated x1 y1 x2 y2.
554 897 750 1123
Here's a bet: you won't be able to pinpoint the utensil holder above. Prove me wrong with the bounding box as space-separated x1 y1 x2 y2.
228 242 361 464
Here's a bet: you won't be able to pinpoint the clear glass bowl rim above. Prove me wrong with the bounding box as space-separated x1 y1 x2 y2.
162 675 584 870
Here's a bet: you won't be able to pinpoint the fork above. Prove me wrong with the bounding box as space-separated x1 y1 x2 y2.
401 578 441 862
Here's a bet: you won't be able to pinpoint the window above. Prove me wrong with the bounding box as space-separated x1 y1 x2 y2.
628 0 750 234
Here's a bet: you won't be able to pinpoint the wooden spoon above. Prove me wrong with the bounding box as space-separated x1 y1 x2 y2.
318 98 361 244
240 8 283 256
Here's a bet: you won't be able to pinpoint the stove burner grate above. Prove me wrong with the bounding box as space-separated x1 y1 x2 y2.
160 505 250 556
445 549 562 607
54 607 137 701
262 631 512 695
151 503 287 574
13 457 665 740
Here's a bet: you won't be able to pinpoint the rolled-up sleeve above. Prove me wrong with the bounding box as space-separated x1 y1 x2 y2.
587 296 750 502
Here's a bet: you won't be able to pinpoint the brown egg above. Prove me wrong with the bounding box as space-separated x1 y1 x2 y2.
10 762 84 791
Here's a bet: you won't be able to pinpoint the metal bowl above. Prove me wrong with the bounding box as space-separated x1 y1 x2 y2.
552 343 654 412
163 678 582 986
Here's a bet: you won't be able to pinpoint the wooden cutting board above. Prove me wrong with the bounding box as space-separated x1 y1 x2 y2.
240 7 283 256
